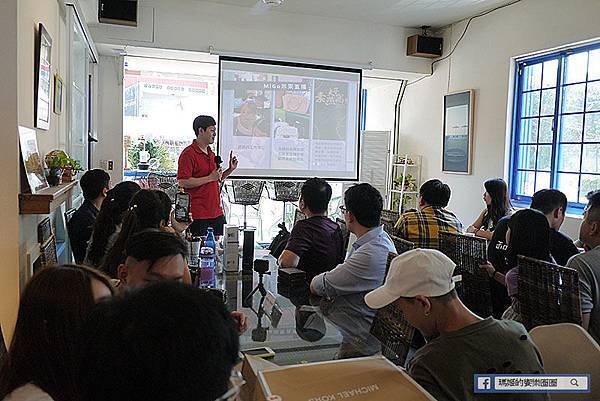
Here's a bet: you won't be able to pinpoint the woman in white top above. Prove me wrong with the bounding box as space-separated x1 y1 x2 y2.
0 265 114 401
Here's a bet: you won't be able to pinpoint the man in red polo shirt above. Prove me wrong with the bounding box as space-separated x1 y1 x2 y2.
178 115 238 237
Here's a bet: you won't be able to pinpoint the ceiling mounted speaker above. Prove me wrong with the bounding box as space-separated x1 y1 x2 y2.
407 34 443 58
98 0 138 27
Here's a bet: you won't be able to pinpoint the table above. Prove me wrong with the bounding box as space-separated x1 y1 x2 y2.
208 251 384 366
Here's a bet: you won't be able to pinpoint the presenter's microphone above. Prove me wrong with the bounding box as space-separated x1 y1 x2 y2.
214 155 223 168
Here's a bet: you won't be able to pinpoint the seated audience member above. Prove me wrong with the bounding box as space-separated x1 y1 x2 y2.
101 189 191 278
486 215 512 318
480 209 552 322
530 189 579 266
84 181 140 268
567 190 600 344
310 183 396 297
117 230 247 334
278 178 344 280
467 178 513 240
67 169 110 264
365 249 548 401
77 282 240 401
394 179 463 249
0 265 113 401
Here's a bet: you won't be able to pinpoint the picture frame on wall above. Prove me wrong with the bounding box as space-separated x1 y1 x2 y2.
442 90 474 174
35 23 52 131
53 74 63 115
19 126 49 194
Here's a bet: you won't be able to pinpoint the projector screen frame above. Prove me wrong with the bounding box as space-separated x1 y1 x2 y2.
217 55 363 182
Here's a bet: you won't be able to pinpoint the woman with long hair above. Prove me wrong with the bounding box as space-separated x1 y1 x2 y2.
84 181 141 268
467 178 513 240
0 265 114 401
100 189 191 279
480 208 552 321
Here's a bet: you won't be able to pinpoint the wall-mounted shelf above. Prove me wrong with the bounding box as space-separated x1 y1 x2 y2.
390 190 418 194
19 180 79 215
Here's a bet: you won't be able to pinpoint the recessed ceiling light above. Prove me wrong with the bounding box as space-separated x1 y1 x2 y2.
262 0 284 5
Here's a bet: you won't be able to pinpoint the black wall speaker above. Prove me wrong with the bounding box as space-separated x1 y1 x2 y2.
407 35 443 58
98 0 138 27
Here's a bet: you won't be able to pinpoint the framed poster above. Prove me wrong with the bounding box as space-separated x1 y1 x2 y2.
35 23 52 130
19 126 49 193
442 90 474 174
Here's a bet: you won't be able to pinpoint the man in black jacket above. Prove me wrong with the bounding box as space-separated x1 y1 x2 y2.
67 169 110 264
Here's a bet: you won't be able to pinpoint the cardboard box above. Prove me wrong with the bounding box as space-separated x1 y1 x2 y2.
223 251 240 272
254 356 435 401
241 355 279 401
225 224 239 243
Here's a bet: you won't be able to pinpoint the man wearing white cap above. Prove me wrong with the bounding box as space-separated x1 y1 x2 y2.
365 249 548 401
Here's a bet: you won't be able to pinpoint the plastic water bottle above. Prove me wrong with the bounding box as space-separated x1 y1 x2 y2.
204 227 217 256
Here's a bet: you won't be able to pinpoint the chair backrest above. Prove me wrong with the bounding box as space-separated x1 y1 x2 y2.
389 235 415 256
335 217 350 254
370 251 423 367
273 181 302 202
517 256 581 329
231 180 264 205
293 209 306 227
147 173 178 203
439 231 493 317
64 208 76 225
530 323 600 401
380 209 400 236
0 324 6 365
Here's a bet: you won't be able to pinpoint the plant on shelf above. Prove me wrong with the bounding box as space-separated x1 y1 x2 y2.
392 173 417 192
392 194 415 213
45 150 83 186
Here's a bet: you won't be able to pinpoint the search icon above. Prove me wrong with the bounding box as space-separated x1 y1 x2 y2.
570 378 579 387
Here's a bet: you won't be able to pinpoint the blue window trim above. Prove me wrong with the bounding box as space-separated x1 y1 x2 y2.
510 42 600 215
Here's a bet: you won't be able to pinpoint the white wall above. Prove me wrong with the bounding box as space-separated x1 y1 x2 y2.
0 0 21 343
399 0 600 239
96 55 125 183
88 0 430 74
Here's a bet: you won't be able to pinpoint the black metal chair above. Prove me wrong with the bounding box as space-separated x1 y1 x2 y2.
335 217 350 255
389 234 415 256
293 208 306 227
380 209 400 236
231 180 265 229
371 251 424 367
439 231 493 318
64 208 77 260
517 256 582 330
147 172 178 203
270 181 302 228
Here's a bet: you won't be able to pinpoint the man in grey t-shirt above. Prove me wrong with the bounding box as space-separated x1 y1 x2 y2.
567 190 600 344
365 249 548 401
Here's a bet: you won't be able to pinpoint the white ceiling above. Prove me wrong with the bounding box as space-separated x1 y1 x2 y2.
80 0 518 29
200 0 517 28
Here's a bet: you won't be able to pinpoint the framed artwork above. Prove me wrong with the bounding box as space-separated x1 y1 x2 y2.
38 217 53 244
53 74 63 114
19 126 49 193
35 23 52 130
442 90 474 174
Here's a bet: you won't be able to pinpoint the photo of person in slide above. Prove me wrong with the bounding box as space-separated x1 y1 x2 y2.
313 80 349 141
233 100 270 137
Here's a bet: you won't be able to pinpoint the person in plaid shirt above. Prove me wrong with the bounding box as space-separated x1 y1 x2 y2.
394 179 463 249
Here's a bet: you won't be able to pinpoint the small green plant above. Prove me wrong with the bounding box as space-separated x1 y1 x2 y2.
393 173 417 192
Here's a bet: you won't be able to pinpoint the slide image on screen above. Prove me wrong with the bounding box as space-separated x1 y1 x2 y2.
219 57 361 180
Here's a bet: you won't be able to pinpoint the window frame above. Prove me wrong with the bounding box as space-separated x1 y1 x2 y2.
510 42 600 214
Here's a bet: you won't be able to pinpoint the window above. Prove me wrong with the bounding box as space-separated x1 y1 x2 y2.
511 43 600 212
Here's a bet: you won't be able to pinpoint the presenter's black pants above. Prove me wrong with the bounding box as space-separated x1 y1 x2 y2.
188 214 227 237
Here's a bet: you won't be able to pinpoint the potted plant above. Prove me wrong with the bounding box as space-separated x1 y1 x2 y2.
44 150 83 186
45 153 63 186
61 156 83 182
